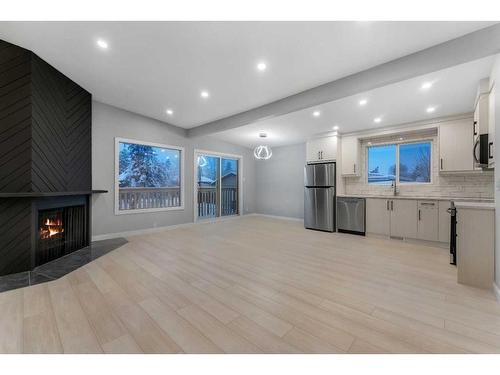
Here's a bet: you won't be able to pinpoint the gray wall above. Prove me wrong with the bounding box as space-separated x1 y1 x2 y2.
255 143 305 219
91 101 256 237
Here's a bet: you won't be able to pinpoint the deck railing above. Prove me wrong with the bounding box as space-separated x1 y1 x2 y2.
197 187 238 218
118 187 181 210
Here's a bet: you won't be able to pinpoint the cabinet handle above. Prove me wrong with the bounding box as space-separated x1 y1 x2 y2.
391 200 394 211
489 142 493 159
321 151 323 159
440 158 443 170
418 209 421 221
386 200 389 211
473 121 478 136
317 151 320 160
353 163 356 173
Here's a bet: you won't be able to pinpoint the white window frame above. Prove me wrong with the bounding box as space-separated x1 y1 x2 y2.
366 139 433 185
193 149 243 222
114 137 185 215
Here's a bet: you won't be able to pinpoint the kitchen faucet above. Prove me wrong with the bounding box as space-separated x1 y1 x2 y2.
391 179 398 196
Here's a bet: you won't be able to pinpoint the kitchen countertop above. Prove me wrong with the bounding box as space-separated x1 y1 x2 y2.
337 194 494 203
454 201 496 210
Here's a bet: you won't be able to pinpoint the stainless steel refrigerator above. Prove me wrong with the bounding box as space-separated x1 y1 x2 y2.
304 163 336 232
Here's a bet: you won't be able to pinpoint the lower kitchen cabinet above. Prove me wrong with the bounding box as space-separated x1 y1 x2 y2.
417 201 438 241
390 199 417 239
366 198 390 236
366 197 444 242
456 204 495 289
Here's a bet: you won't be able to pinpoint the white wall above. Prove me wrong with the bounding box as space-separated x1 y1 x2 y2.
255 143 306 219
91 102 256 238
492 55 500 296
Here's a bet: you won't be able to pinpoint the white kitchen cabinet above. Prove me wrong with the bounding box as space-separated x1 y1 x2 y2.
438 200 452 243
366 198 391 236
341 135 360 176
474 80 490 135
366 198 451 242
306 136 337 163
456 203 495 289
390 199 418 239
417 201 438 241
439 119 474 173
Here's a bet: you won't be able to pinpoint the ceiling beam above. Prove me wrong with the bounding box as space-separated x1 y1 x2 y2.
187 23 500 138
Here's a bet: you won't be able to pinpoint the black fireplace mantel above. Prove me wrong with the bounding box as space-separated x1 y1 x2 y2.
0 190 108 198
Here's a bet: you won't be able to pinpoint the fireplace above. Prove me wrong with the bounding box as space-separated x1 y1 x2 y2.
36 202 88 267
0 38 104 278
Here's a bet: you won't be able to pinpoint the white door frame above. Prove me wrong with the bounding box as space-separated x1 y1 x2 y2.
193 149 243 222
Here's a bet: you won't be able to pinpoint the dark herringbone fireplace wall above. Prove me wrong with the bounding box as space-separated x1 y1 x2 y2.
0 38 92 276
0 39 91 193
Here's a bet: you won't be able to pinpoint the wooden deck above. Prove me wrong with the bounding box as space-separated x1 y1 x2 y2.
1 215 500 353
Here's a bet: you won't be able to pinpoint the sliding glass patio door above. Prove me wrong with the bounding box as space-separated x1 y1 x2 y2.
196 153 239 219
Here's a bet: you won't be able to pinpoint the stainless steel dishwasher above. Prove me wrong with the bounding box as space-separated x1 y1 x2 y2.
336 197 365 235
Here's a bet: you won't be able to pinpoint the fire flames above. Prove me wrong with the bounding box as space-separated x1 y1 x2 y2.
40 218 64 239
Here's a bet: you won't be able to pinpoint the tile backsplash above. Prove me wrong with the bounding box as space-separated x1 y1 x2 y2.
344 133 494 199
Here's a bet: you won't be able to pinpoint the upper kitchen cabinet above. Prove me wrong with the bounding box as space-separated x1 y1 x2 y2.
306 136 337 163
439 118 474 173
474 78 490 136
340 135 360 176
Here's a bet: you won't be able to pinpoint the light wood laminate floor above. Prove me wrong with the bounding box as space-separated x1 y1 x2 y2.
2 215 500 353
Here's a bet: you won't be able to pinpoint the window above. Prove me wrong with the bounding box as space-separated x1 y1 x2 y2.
399 142 431 183
368 144 396 184
115 138 183 214
367 141 431 184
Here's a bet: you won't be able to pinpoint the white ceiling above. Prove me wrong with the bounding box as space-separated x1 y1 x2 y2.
0 21 495 129
213 56 495 148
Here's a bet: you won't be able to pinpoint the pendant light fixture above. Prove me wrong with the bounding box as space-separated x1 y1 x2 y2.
253 132 272 160
197 155 208 167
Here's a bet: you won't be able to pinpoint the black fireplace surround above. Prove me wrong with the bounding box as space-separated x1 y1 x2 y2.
0 38 105 277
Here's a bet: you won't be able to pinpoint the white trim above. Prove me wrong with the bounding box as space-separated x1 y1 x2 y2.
250 213 304 222
92 213 248 241
193 149 243 222
114 137 185 215
493 282 500 303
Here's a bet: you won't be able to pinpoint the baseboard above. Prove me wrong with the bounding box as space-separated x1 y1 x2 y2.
92 213 250 242
494 282 500 303
92 221 195 241
251 213 303 222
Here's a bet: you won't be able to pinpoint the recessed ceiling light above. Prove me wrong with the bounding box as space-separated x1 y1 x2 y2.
421 82 433 90
426 106 436 113
200 90 210 99
166 109 173 116
399 137 404 141
257 62 267 71
312 111 321 117
367 141 372 146
96 39 108 49
333 125 339 130
374 117 382 123
359 99 368 106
